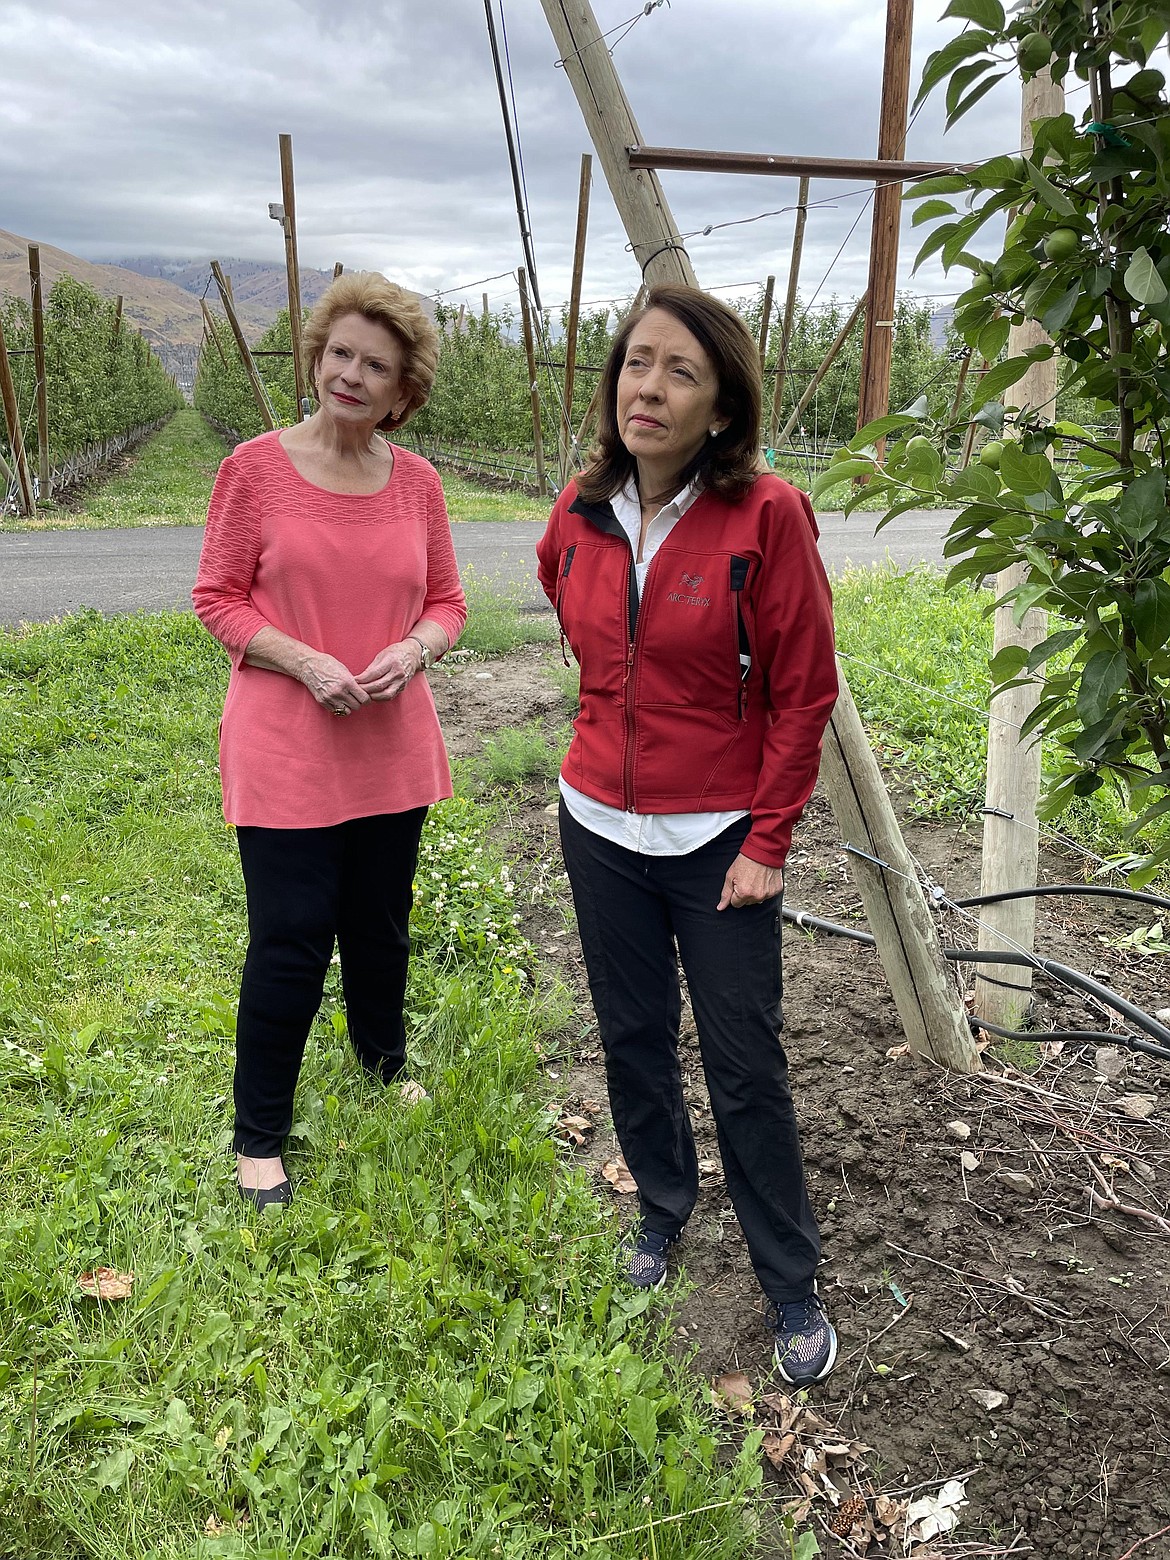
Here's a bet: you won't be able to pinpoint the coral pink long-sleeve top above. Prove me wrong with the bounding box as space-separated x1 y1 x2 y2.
192 431 467 829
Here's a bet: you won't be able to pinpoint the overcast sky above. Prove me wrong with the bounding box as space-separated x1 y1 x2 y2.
0 0 1038 318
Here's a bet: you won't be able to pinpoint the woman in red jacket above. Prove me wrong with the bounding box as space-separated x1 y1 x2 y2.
536 285 839 1385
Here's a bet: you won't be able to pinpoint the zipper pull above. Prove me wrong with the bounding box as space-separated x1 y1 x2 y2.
622 641 635 687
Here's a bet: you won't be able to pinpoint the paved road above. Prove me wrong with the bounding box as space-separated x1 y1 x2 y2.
0 511 953 627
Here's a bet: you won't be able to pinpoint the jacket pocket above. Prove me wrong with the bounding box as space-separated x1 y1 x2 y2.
730 555 752 719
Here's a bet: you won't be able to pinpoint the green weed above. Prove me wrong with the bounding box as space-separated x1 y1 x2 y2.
457 572 556 659
439 472 550 525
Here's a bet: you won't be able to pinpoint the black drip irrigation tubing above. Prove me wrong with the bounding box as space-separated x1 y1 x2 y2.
784 900 1170 1063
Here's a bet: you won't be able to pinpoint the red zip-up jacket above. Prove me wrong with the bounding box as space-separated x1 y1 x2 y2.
536 474 838 870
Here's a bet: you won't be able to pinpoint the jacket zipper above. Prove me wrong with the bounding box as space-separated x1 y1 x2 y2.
730 555 751 721
621 550 640 810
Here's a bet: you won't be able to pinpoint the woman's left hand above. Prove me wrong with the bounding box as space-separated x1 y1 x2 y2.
355 639 423 701
717 853 783 910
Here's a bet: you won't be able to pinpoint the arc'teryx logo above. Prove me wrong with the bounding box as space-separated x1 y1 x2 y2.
669 570 711 607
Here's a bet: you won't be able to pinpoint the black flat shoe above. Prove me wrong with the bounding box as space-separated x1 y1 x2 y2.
237 1179 293 1210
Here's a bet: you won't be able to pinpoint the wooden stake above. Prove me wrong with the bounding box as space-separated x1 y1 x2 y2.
517 267 547 496
539 0 974 1066
629 146 973 182
974 62 1064 1031
278 134 308 415
27 244 50 499
200 298 229 369
333 262 344 279
771 176 810 444
561 152 593 482
757 273 775 372
856 0 913 434
210 260 277 431
112 295 124 345
0 310 36 518
538 0 694 288
456 303 466 333
775 293 868 448
819 680 980 1070
482 292 490 319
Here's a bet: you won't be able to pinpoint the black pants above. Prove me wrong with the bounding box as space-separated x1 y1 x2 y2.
559 802 821 1304
233 808 428 1157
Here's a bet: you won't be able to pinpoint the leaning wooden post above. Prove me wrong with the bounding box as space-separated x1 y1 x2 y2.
538 0 692 287
775 293 868 448
0 310 36 518
112 295 124 345
27 244 50 499
974 61 1064 1031
856 0 913 434
757 273 776 372
210 260 277 431
561 152 593 482
820 681 979 1069
540 0 974 1064
200 299 229 369
771 176 810 444
517 267 547 497
278 134 308 415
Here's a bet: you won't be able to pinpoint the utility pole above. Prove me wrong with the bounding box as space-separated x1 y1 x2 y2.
974 61 1064 1031
539 0 977 1071
27 244 50 499
856 0 914 433
277 134 308 414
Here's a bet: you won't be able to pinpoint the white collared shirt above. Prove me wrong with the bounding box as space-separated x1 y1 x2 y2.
560 476 749 856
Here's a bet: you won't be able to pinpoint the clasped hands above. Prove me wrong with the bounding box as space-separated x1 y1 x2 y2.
301 639 423 714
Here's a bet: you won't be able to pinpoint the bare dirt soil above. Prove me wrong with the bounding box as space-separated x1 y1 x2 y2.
432 640 1170 1560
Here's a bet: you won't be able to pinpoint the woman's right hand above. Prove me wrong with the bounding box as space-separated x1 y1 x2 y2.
297 649 371 715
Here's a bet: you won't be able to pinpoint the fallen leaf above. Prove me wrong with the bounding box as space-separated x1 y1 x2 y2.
1100 1153 1130 1173
762 1430 797 1470
556 1112 594 1146
712 1371 753 1415
580 1098 602 1115
204 1516 225 1537
874 1492 908 1528
601 1156 637 1194
885 1043 911 1059
939 1329 971 1353
960 1150 980 1172
1036 1040 1065 1060
1116 1094 1158 1121
76 1267 134 1301
697 1157 721 1175
969 1388 1008 1411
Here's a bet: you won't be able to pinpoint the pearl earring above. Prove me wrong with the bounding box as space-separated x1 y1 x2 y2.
709 426 720 438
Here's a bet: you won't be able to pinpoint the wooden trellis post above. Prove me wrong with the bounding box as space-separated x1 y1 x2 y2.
210 260 277 431
200 299 229 369
974 62 1065 1031
560 152 593 484
277 133 308 415
517 267 547 497
771 177 810 445
539 0 978 1071
27 244 50 499
0 310 36 517
757 274 776 370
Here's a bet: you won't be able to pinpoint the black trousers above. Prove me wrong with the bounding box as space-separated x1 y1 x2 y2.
233 808 428 1157
559 802 821 1304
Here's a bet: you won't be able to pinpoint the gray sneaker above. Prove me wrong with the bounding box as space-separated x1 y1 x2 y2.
769 1289 838 1385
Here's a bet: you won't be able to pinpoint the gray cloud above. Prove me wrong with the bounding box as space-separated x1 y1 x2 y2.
0 0 1026 316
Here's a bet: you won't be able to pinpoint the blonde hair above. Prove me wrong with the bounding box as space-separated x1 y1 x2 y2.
301 273 440 431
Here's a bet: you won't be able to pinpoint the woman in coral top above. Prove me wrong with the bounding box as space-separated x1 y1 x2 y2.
536 286 838 1385
193 274 466 1210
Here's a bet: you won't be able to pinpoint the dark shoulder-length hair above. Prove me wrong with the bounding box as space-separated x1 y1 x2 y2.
575 283 763 504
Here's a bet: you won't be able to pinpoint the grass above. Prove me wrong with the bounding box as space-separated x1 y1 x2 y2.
0 609 763 1560
2 410 231 532
438 472 550 525
456 571 556 659
832 565 1170 871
